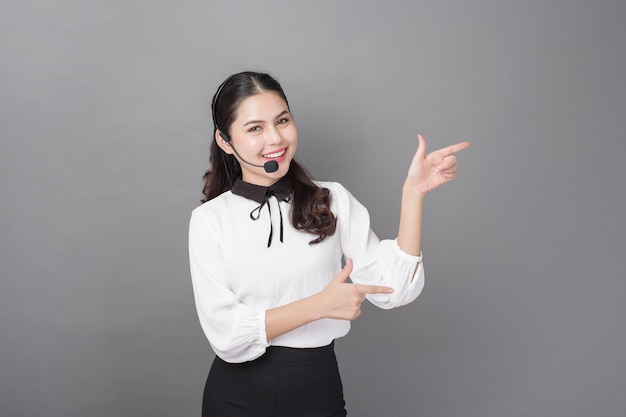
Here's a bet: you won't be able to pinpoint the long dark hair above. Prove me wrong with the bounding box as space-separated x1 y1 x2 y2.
202 71 336 244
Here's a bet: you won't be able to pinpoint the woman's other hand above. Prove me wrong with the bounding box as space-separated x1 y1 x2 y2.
316 259 394 321
405 134 470 195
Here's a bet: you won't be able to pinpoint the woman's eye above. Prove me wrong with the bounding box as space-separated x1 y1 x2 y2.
248 126 261 132
277 118 289 125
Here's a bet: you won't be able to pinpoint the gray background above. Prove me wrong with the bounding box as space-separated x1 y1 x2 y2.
1 1 625 416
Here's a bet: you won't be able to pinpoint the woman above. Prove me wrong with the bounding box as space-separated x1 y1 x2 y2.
189 71 469 416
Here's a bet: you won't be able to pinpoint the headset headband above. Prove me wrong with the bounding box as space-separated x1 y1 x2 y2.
211 74 237 133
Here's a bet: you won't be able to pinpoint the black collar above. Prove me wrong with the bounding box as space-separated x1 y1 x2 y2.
231 176 293 204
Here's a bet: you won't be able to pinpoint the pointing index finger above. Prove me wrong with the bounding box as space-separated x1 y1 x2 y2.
356 284 395 294
438 141 470 157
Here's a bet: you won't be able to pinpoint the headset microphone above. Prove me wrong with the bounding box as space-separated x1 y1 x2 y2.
219 132 279 173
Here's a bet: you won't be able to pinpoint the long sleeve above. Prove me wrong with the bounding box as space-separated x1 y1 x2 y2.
328 182 425 308
189 182 424 360
189 208 270 363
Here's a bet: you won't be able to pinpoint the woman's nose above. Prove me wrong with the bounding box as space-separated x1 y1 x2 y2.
265 126 282 144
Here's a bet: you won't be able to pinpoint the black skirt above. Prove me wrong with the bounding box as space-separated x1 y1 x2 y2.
202 341 347 417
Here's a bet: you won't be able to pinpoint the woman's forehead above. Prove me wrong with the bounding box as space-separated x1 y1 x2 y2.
234 91 289 121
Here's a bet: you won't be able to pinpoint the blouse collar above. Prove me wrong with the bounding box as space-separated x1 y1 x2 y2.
231 175 293 203
231 176 293 247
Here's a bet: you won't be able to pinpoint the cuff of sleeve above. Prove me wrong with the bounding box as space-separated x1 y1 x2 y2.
258 309 269 346
370 239 425 308
392 238 423 263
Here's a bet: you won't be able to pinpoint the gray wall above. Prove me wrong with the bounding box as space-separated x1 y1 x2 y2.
1 1 625 416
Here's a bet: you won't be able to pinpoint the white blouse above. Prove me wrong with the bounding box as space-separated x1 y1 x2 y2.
189 181 424 363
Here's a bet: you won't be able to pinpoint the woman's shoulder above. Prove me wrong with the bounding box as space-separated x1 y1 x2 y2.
191 190 237 218
313 181 356 208
315 180 359 199
314 180 348 194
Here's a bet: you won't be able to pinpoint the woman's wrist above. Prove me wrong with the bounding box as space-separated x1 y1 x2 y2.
402 180 426 201
307 292 325 321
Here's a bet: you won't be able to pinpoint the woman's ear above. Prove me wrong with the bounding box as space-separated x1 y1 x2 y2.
215 130 234 155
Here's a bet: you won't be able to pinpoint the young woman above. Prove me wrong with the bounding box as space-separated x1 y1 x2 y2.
189 71 469 416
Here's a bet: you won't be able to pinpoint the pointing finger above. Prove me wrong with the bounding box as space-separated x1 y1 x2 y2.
437 141 470 157
356 284 395 294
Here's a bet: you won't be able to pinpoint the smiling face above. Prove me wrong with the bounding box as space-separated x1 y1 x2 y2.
216 91 298 186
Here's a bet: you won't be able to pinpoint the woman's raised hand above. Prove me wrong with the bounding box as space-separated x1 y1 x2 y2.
405 134 470 195
316 259 394 321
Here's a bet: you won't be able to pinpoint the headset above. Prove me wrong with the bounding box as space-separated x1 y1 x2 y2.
211 74 279 173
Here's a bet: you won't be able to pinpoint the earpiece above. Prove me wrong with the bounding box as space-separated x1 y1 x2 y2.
219 131 231 143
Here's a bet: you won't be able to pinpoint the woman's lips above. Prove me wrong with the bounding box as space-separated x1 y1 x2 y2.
263 148 287 162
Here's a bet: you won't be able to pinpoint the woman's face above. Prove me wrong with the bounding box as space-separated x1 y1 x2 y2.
217 91 298 186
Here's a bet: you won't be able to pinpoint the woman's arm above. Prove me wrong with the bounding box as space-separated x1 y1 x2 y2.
265 259 394 341
397 134 470 256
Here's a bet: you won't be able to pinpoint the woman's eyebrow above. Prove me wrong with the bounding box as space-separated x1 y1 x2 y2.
243 110 290 126
274 110 290 119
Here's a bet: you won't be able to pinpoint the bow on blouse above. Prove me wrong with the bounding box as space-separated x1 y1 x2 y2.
231 176 293 248
250 189 292 247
